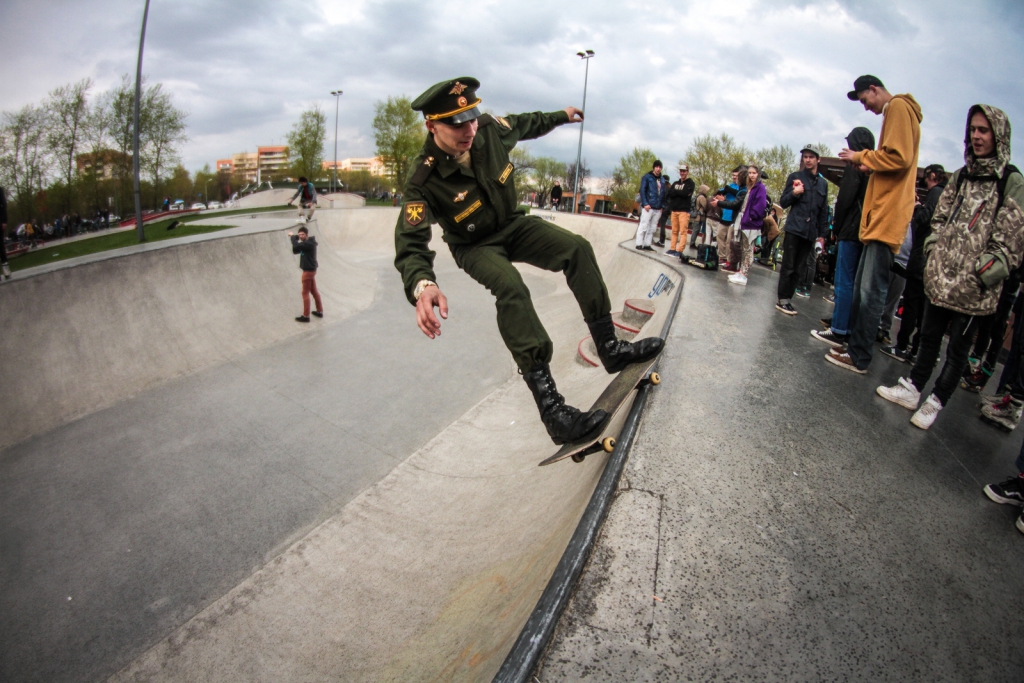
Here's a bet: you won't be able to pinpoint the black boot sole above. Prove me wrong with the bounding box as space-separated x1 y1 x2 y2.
550 409 610 445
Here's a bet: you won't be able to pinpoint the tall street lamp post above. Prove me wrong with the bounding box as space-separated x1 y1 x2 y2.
331 90 343 193
572 49 594 214
133 0 152 241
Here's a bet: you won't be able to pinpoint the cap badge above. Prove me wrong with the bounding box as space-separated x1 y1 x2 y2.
457 96 468 107
449 82 467 95
454 191 468 202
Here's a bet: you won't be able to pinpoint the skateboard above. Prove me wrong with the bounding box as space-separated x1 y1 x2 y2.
539 354 661 466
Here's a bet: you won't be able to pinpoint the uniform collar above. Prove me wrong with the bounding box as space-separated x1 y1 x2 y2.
426 134 476 179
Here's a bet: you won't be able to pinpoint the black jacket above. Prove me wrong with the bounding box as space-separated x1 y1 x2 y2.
665 178 695 212
291 235 318 271
906 180 946 279
780 167 829 241
716 185 748 216
0 186 7 226
832 127 875 243
550 184 562 201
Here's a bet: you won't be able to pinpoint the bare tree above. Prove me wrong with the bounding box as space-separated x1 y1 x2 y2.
681 133 752 194
609 147 656 213
45 78 92 212
0 105 50 221
142 83 188 204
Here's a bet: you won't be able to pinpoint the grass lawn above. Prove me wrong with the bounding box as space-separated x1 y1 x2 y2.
10 205 291 272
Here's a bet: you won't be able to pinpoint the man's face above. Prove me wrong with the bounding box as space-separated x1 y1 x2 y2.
802 152 819 173
653 166 662 177
924 173 940 189
297 230 308 241
970 111 996 158
679 169 689 181
426 118 479 154
731 172 739 184
857 86 885 115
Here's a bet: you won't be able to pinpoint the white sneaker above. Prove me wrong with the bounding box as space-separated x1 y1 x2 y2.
910 394 943 430
1 263 9 279
728 273 748 285
876 377 921 410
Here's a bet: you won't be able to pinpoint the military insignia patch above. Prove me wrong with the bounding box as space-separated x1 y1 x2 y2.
424 156 434 167
457 96 468 107
405 202 426 226
449 82 467 95
498 163 514 184
455 200 482 223
495 116 512 129
454 191 468 202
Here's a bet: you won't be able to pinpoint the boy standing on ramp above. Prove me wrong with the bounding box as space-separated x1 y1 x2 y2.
394 77 663 445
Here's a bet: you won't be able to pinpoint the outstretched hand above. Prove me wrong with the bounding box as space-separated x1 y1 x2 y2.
416 286 449 339
564 107 584 123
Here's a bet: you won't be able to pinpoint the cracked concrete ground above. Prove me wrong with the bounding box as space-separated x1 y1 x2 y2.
538 256 1024 682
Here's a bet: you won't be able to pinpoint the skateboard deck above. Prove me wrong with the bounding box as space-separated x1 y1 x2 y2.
539 355 661 466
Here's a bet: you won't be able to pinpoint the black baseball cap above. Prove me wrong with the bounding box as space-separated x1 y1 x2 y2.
847 75 885 101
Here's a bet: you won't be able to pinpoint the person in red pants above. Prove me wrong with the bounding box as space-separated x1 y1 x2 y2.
288 226 323 322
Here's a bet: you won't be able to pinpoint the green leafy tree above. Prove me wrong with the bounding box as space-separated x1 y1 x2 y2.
609 147 656 213
681 133 751 194
287 105 326 181
526 157 565 207
165 165 193 203
751 144 796 205
372 96 424 192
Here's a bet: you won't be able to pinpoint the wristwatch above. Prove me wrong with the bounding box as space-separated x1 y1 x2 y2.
413 279 437 301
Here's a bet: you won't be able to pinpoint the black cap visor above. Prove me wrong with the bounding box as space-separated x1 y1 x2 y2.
441 107 481 125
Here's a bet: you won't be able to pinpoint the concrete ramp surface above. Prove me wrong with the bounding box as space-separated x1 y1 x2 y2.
0 208 677 682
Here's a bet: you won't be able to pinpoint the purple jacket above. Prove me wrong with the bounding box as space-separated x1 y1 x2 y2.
740 181 767 233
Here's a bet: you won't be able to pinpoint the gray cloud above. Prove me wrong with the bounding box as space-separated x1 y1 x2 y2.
1 0 1021 178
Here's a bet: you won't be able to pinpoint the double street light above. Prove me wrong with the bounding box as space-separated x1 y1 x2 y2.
572 49 594 214
331 90 343 193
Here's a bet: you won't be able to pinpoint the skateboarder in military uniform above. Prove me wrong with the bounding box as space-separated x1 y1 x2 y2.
394 77 663 445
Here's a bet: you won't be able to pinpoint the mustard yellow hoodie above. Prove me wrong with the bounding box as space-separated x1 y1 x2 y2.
852 93 923 252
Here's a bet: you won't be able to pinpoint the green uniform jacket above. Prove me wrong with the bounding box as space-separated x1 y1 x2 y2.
394 110 571 304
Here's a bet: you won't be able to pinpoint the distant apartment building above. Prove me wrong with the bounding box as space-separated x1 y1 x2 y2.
219 146 291 182
75 150 130 179
323 157 386 176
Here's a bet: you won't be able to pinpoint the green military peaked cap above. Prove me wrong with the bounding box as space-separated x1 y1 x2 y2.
411 77 482 125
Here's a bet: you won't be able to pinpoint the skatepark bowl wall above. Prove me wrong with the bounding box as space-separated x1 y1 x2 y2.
0 207 680 682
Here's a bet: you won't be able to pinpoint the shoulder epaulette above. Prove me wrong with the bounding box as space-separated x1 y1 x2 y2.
409 156 436 187
477 113 493 128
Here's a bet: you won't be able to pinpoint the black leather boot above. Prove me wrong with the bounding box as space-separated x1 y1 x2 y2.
523 365 608 445
587 315 664 374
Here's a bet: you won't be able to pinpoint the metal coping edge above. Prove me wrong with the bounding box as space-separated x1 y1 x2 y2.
492 242 684 682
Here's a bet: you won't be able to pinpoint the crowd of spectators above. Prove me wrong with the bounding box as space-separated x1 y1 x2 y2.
633 75 1024 536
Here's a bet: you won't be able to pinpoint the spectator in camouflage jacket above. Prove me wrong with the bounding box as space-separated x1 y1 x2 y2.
876 104 1024 430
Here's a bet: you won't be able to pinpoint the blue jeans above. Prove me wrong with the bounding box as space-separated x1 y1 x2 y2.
831 240 863 335
847 241 894 370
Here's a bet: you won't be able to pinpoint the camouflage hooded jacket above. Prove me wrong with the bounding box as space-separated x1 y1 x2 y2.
924 105 1024 316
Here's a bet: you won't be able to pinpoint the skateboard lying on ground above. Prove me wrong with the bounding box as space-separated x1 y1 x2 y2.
539 354 661 466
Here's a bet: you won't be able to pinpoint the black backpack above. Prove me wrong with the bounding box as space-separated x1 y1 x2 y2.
696 243 719 270
952 163 1021 218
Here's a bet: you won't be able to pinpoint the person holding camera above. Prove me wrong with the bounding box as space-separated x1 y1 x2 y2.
775 146 830 315
288 225 323 323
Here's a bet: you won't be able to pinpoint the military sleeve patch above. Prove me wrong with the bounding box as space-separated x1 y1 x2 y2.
495 116 512 129
405 202 427 226
498 163 514 184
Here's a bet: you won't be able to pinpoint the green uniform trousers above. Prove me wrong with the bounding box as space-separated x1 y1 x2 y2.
449 215 612 373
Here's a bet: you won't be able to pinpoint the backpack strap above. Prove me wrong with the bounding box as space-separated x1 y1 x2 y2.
996 164 1021 214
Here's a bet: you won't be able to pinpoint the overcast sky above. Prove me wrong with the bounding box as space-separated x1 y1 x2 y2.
2 0 1022 180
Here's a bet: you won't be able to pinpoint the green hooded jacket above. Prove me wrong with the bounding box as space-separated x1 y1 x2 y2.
924 104 1024 316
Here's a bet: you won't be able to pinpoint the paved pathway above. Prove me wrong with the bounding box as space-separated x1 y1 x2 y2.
539 256 1024 682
